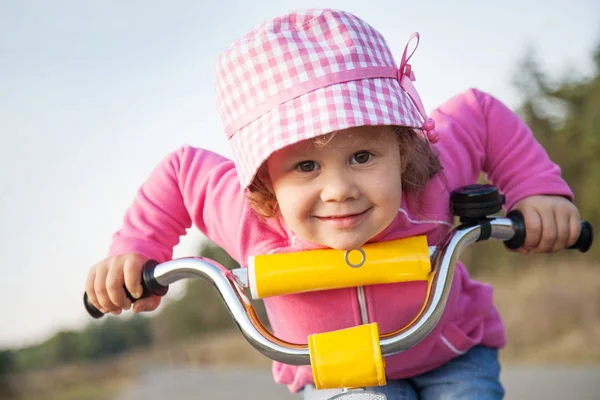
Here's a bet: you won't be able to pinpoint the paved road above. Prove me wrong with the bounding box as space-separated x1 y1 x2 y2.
113 366 600 399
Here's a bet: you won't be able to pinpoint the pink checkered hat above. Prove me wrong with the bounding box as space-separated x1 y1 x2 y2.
215 9 439 189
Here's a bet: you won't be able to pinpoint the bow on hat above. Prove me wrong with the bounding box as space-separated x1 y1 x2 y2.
397 33 439 143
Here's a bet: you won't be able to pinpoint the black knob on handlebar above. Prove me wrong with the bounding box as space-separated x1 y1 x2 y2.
450 184 505 221
83 260 168 319
83 292 105 318
569 221 593 252
505 210 593 252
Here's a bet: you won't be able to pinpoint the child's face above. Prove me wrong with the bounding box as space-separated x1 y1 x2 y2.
265 126 402 250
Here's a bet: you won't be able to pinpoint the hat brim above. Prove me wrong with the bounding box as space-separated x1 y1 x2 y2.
230 77 424 189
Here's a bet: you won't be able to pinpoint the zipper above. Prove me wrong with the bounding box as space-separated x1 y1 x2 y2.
357 286 369 324
354 246 437 327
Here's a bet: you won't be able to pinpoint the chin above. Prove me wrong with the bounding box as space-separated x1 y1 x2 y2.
325 237 369 251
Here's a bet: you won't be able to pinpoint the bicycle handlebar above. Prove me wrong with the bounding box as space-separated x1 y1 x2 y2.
504 210 593 252
83 215 593 365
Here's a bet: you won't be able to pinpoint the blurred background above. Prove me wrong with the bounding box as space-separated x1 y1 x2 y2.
1 0 599 399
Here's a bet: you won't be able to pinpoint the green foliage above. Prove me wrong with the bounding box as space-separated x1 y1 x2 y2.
79 314 152 360
0 350 17 399
0 350 15 376
10 315 152 373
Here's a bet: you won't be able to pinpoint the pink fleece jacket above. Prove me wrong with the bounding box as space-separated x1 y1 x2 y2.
108 89 573 392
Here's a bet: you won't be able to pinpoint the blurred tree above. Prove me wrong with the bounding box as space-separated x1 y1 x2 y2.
0 350 17 398
46 330 81 364
0 350 16 376
79 314 152 360
13 315 152 371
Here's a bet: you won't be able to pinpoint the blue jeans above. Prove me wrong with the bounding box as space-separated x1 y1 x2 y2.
301 346 504 399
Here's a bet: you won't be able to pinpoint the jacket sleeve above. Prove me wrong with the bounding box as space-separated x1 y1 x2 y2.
108 145 276 264
432 88 573 211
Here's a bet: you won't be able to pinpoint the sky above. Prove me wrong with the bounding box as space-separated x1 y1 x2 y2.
1 0 599 348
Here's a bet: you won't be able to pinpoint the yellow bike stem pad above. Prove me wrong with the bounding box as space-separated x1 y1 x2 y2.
247 236 430 299
308 322 386 390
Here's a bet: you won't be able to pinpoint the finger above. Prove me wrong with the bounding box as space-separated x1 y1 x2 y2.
106 258 130 310
94 263 121 314
132 295 161 313
522 207 542 250
85 266 103 313
536 208 557 253
567 212 582 247
551 207 570 253
124 255 146 300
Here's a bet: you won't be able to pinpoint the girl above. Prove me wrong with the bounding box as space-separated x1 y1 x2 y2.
85 9 581 399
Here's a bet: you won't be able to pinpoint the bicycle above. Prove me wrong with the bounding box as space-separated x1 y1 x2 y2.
84 184 593 400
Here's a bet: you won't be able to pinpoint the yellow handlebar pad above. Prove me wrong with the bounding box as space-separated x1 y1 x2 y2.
248 236 430 299
308 323 386 389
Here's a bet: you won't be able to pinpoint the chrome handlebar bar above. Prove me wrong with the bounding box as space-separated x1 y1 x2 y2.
83 214 593 365
100 217 515 365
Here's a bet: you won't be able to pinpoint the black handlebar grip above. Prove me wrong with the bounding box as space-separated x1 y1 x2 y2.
505 210 593 252
83 260 169 319
568 221 593 252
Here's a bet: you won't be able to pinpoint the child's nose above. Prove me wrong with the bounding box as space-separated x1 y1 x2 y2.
320 173 360 202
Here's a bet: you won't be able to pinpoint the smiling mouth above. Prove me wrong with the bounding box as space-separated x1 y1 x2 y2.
315 207 372 220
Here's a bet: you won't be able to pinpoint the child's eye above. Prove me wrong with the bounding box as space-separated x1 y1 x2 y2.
350 151 373 164
296 160 320 172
